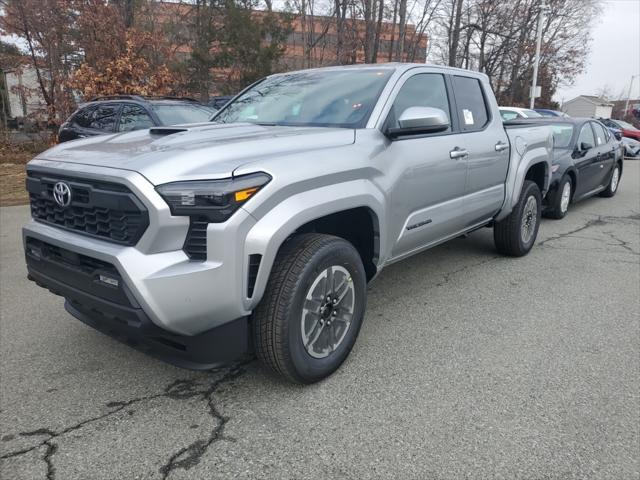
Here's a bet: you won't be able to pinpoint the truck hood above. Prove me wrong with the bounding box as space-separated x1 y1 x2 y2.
35 123 355 185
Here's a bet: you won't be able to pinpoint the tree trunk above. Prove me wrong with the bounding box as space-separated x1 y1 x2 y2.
448 0 464 67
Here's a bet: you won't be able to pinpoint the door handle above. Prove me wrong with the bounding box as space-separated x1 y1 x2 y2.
495 141 509 152
450 147 468 159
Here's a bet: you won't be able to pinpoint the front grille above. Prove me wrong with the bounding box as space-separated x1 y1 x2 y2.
183 216 208 260
27 171 149 246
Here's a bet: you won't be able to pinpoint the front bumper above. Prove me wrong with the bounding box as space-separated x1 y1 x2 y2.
24 161 258 337
25 237 248 368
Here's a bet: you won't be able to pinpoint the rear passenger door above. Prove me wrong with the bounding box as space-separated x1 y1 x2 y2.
451 75 510 226
591 121 616 187
573 123 601 197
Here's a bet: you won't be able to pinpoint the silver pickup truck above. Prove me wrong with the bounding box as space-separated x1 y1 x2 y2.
23 64 552 383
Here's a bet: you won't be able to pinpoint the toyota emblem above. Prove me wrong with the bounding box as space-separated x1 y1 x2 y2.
53 182 72 207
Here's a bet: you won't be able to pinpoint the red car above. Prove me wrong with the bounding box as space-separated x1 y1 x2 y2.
602 119 640 141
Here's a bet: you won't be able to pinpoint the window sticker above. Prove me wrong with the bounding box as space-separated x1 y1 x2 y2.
463 109 474 125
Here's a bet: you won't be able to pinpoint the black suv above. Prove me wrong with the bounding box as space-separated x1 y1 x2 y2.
58 96 215 143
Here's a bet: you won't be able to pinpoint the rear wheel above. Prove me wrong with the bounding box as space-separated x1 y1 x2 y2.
252 233 367 384
494 180 541 257
599 164 620 197
545 174 572 220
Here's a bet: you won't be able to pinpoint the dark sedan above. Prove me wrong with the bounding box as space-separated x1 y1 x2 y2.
542 118 623 219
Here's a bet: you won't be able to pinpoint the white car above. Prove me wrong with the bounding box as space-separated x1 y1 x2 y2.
499 107 544 121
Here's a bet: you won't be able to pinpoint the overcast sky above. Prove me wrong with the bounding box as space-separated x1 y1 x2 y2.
554 0 640 103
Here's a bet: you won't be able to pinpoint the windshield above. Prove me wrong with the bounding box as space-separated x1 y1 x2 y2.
213 69 394 128
522 109 543 118
550 124 575 148
614 119 638 130
152 104 214 125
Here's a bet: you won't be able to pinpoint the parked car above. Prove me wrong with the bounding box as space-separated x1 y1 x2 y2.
499 106 544 121
24 64 553 383
621 136 640 157
208 95 233 110
540 118 623 219
600 118 640 141
58 96 215 143
534 108 569 118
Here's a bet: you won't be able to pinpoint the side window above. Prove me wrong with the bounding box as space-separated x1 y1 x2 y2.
592 122 607 145
577 124 596 149
452 76 489 131
118 105 155 132
385 73 451 132
73 106 96 128
89 104 120 131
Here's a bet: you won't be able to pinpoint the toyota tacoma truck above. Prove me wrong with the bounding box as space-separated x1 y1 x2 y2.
23 64 553 383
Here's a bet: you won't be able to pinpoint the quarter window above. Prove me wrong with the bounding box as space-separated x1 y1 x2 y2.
452 76 489 131
119 105 155 132
385 73 451 132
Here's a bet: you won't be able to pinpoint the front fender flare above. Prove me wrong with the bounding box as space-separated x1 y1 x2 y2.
241 180 386 311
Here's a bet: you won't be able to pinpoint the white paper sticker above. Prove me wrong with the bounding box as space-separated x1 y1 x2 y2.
463 109 474 125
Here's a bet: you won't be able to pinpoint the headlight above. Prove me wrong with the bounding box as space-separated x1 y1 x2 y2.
156 172 271 222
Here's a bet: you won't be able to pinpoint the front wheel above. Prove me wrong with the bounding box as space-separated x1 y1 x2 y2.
252 233 367 384
599 164 621 198
494 180 542 257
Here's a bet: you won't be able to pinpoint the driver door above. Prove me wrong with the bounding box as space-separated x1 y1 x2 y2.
379 72 468 260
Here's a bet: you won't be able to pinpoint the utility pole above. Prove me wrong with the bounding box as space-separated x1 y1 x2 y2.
530 0 546 109
624 75 638 118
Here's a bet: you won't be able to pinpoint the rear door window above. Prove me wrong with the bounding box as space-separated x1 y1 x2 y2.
592 122 608 145
118 104 155 131
452 76 489 131
73 106 96 128
89 104 120 131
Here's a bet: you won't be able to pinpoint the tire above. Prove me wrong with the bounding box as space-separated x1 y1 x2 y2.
493 180 542 257
599 164 621 198
545 174 572 220
252 233 367 384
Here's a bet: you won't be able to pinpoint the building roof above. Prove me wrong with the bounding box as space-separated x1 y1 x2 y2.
564 95 614 107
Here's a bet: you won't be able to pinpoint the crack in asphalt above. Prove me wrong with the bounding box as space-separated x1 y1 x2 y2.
0 360 252 480
537 213 640 253
158 364 247 480
537 218 609 247
603 231 640 256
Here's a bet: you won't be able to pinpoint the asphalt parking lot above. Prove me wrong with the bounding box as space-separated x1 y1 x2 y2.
1 163 639 480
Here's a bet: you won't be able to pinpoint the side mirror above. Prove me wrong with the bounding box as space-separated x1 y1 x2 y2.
580 142 594 151
386 107 450 138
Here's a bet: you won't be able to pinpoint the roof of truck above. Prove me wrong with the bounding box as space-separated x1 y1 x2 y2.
268 62 490 80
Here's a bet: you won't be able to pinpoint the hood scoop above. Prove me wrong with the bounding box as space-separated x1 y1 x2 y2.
149 126 189 136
